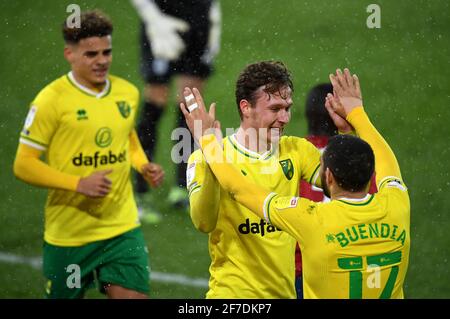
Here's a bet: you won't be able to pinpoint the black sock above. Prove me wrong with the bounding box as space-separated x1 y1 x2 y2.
135 101 164 194
175 105 194 188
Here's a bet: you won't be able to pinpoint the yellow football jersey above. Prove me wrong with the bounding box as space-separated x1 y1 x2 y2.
19 72 141 246
187 134 321 298
266 177 410 299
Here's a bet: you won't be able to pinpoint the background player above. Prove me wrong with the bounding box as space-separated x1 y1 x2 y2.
131 0 221 219
13 10 164 298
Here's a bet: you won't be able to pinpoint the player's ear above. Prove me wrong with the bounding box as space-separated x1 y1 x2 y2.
63 45 74 63
239 99 251 119
325 168 334 188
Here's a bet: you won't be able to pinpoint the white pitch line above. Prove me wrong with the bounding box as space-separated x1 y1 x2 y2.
0 251 208 288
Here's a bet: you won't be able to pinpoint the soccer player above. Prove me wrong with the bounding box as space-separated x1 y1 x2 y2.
295 83 378 298
185 61 323 298
180 68 410 299
130 0 221 217
13 10 164 299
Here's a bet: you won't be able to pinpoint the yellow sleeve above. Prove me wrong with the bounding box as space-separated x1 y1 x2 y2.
199 135 271 219
186 150 220 233
129 129 149 173
265 195 318 245
292 137 322 187
346 107 402 188
20 86 59 150
13 143 79 191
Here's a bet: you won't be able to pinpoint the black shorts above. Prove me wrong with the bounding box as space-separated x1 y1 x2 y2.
139 6 213 84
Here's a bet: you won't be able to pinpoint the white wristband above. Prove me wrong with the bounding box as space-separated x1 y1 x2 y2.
188 102 199 112
185 94 195 103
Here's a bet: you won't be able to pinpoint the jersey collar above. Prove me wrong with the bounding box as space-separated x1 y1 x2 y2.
228 134 274 160
67 71 111 98
337 194 374 206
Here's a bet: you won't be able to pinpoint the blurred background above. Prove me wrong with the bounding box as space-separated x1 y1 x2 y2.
0 0 448 298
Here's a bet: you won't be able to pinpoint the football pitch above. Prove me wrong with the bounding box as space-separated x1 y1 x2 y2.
0 0 448 298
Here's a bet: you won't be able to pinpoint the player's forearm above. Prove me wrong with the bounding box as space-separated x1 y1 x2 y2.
129 130 149 173
199 135 270 219
346 107 401 185
189 168 220 233
13 144 79 191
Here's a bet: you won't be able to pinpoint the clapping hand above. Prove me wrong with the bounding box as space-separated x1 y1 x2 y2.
141 162 164 188
179 87 223 144
327 68 363 119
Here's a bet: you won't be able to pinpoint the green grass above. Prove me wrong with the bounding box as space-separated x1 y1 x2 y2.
0 0 449 298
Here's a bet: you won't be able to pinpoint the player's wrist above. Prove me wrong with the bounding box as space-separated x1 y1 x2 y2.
198 133 216 147
138 161 150 174
338 128 355 135
345 106 365 121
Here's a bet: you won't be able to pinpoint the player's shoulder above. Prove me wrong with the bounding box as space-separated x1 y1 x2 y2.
377 177 410 214
279 135 318 154
109 74 139 95
32 75 69 107
190 136 227 163
280 135 313 147
378 176 408 193
189 148 205 163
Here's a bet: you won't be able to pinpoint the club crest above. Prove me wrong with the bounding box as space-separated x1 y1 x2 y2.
279 159 294 180
116 101 131 118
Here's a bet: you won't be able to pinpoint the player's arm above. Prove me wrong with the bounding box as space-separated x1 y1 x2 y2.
180 87 316 236
129 129 149 173
129 129 164 188
15 96 112 197
296 138 322 188
198 134 271 220
187 151 220 233
348 108 401 186
328 68 402 187
179 87 271 219
13 143 112 197
199 135 319 243
13 143 79 191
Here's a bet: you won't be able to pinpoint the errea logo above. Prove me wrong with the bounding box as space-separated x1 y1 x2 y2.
77 109 88 120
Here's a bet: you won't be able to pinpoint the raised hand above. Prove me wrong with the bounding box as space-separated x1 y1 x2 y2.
329 68 363 118
179 87 222 143
77 169 112 198
324 94 354 134
141 162 165 188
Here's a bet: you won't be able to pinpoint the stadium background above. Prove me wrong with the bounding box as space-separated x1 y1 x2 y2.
0 0 448 298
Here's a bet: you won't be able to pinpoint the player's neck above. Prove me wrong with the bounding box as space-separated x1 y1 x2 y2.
332 189 369 201
70 71 106 93
236 126 270 153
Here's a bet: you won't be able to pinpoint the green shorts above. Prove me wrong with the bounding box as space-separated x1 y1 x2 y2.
43 227 150 299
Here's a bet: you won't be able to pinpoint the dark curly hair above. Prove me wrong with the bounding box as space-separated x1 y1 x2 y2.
63 10 113 44
235 61 294 119
323 135 375 192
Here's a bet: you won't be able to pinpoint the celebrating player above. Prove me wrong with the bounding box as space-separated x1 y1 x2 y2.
181 68 410 298
185 61 325 298
13 10 164 298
